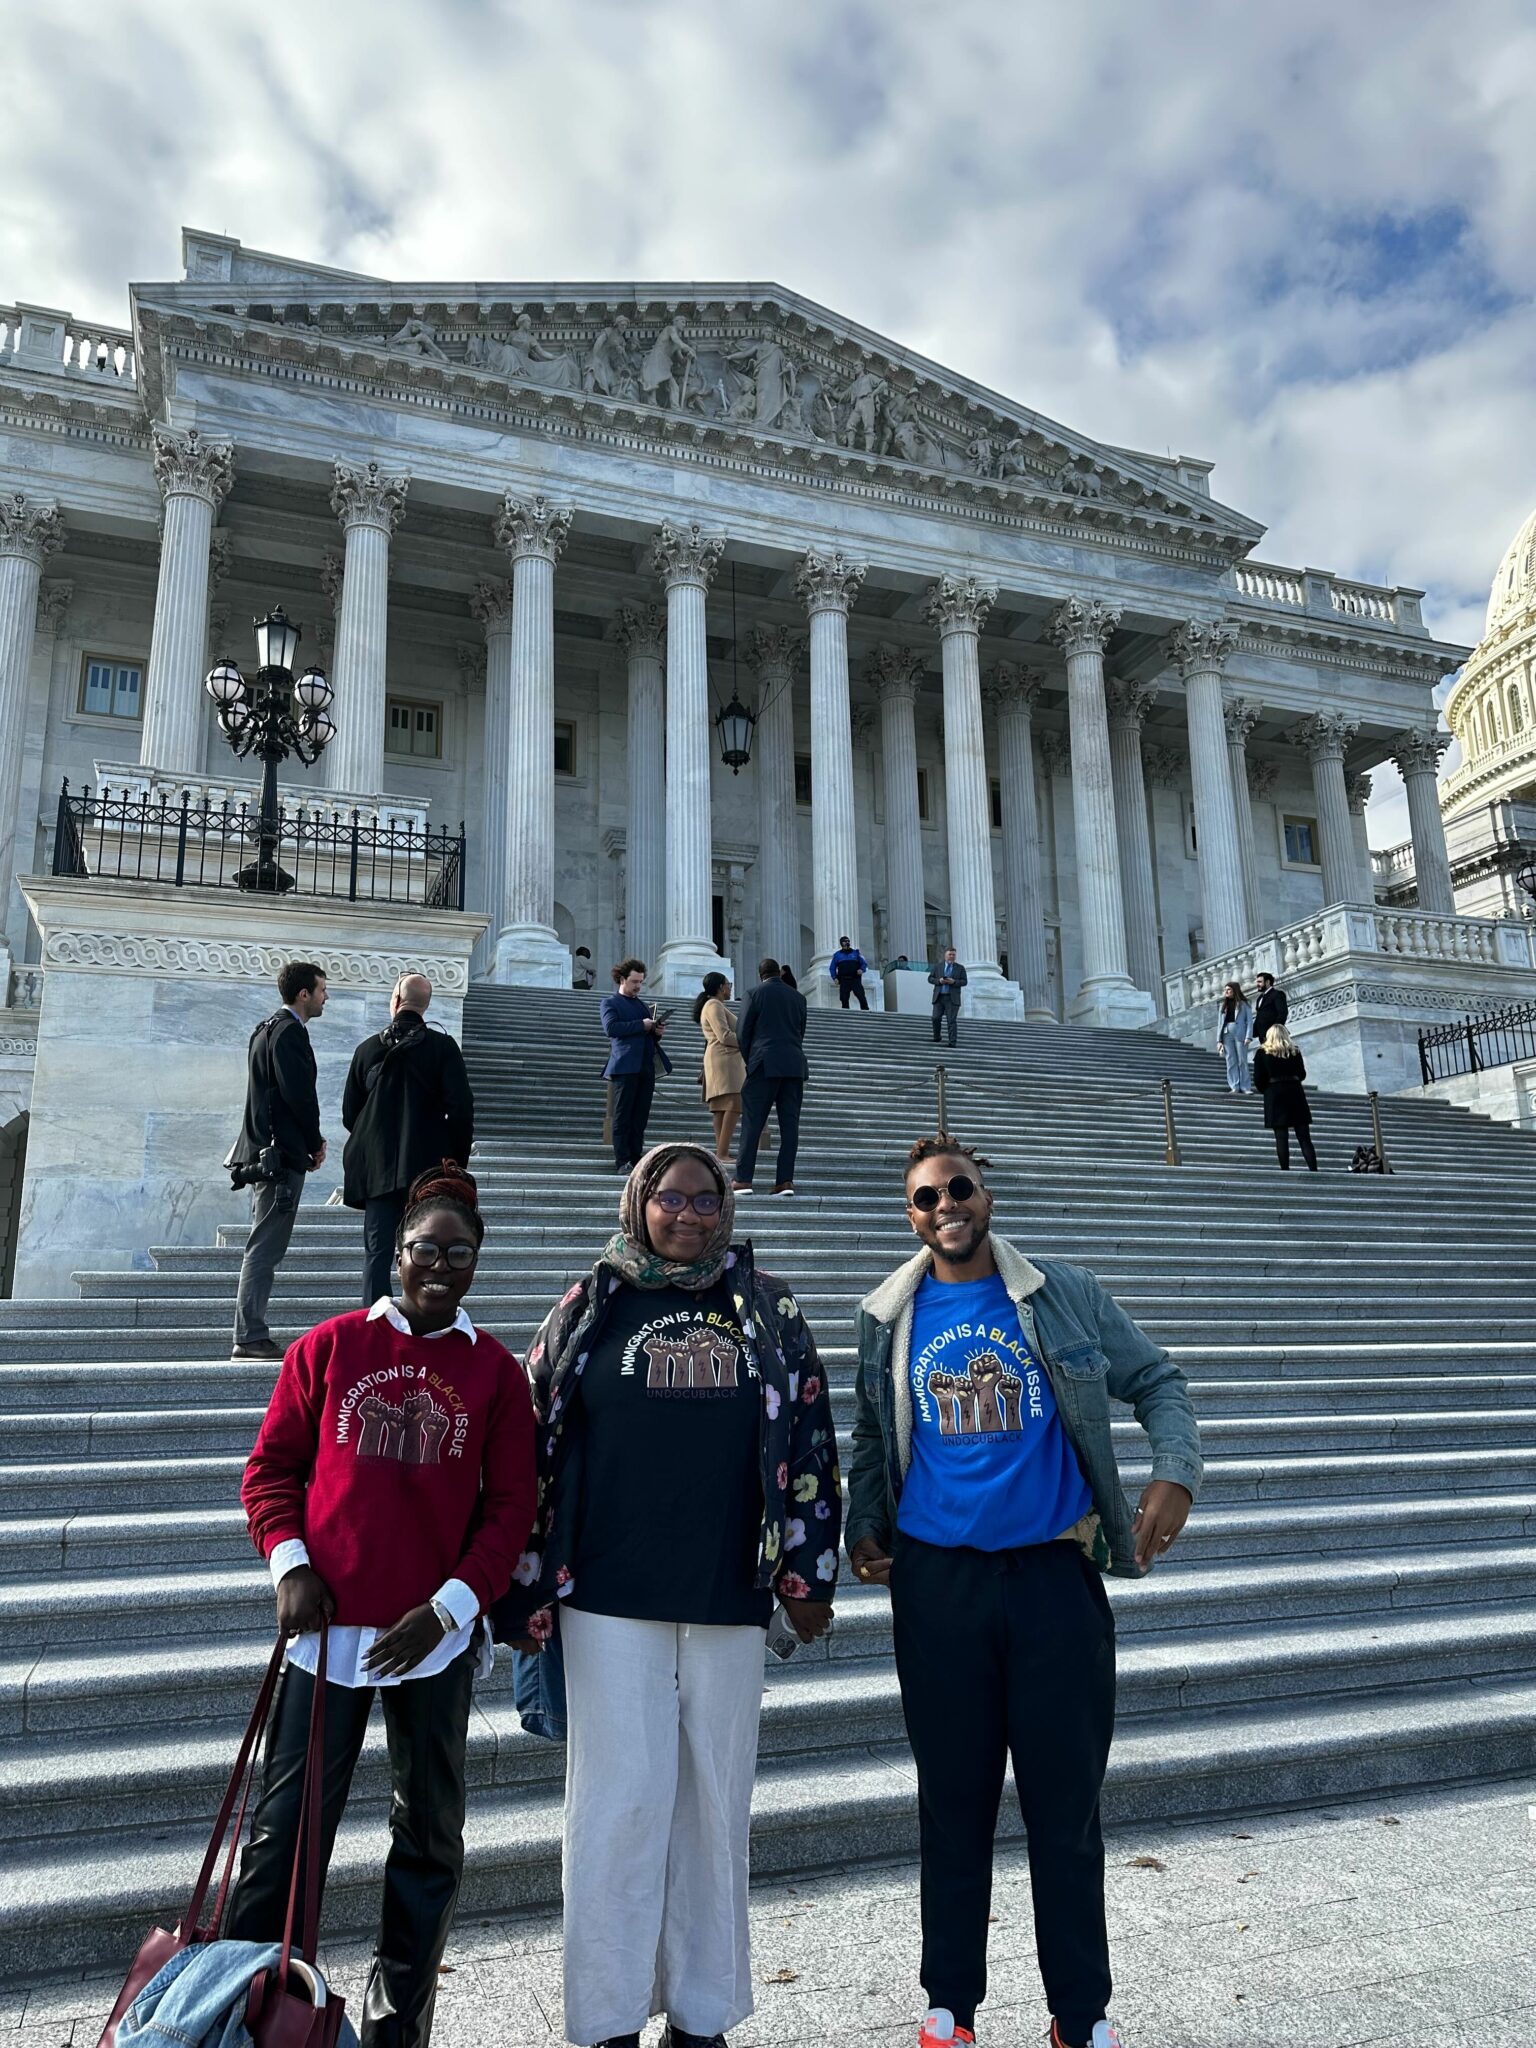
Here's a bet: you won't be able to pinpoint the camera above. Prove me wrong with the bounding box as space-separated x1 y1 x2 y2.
229 1143 283 1191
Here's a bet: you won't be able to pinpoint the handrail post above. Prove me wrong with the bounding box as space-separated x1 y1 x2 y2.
347 811 360 903
935 1064 948 1137
174 789 190 888
1417 1029 1431 1088
1162 1077 1182 1166
1369 1089 1390 1174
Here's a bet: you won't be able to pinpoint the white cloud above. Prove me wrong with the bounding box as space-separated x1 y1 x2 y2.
4 0 1532 844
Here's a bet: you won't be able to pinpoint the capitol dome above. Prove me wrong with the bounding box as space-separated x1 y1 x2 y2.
1486 504 1536 634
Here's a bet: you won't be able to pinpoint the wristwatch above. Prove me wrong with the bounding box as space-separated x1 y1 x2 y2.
429 1597 457 1636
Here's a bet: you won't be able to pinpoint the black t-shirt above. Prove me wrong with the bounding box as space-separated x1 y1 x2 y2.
569 1279 771 1628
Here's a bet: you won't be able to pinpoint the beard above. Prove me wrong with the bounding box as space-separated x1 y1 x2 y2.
928 1218 988 1267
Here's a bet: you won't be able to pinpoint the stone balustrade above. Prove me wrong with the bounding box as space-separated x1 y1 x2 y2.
1374 800 1536 908
0 306 136 384
90 760 430 834
1231 560 1424 634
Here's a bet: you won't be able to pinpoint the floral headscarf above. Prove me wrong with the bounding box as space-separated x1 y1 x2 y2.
604 1142 735 1291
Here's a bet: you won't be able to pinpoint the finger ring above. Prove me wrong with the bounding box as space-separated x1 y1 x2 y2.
858 1565 869 1579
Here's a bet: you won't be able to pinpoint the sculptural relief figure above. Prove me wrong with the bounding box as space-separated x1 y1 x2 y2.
836 367 887 451
726 336 795 428
388 318 449 362
468 315 581 391
1056 467 1103 500
882 392 932 466
967 433 1001 478
998 437 1036 480
639 315 697 410
583 313 637 397
778 384 807 434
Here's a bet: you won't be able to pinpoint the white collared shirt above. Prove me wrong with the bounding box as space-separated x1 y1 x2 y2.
268 1299 491 1687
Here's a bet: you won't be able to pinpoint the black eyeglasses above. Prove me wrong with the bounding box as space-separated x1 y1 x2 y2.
404 1240 478 1271
650 1190 723 1216
909 1175 978 1211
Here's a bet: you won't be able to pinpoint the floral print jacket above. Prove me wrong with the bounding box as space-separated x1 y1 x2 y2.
489 1243 842 1638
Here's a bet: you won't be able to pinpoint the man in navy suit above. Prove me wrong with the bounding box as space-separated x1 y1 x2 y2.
601 957 672 1172
733 956 809 1196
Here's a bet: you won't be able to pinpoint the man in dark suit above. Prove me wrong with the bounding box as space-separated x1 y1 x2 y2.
733 956 809 1197
1251 972 1288 1048
230 961 328 1360
341 972 475 1306
602 957 672 1172
929 947 969 1048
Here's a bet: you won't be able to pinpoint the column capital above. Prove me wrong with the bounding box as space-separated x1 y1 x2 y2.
1246 756 1279 801
151 426 234 509
471 577 515 633
1223 694 1261 745
1166 617 1238 678
651 520 725 590
746 620 805 677
1389 725 1452 777
1104 676 1157 731
35 579 73 632
1293 711 1359 763
1039 729 1072 777
333 458 410 536
982 659 1045 715
796 547 867 616
613 600 667 662
497 491 573 566
1143 743 1187 788
924 572 997 637
1047 595 1120 657
0 493 66 568
1345 771 1373 815
868 642 926 704
319 549 344 614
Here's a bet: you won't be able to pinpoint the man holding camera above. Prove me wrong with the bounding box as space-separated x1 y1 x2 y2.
230 961 328 1362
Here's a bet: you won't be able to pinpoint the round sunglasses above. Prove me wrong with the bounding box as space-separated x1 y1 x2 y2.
908 1174 979 1211
650 1189 723 1216
403 1239 479 1271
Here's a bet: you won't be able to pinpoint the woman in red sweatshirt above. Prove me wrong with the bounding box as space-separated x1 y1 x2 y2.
229 1162 536 2048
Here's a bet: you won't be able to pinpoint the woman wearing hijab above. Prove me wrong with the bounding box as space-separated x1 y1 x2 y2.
694 970 746 1163
1216 980 1254 1094
504 1142 841 2048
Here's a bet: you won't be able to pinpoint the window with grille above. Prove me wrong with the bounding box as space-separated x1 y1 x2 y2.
79 656 144 721
385 698 441 759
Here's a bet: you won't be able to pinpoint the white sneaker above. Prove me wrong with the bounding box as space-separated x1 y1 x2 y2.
919 2011 974 2048
1049 2024 1125 2048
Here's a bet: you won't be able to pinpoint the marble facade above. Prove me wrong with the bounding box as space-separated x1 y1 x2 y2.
0 233 1470 1034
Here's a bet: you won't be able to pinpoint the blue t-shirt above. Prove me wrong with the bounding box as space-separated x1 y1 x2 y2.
897 1270 1093 1550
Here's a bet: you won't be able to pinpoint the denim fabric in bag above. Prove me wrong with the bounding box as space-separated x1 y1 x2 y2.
116 1938 358 2048
512 1628 567 1741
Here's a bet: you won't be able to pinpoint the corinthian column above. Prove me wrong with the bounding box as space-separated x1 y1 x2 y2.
925 573 1021 1018
1168 619 1246 960
982 662 1052 1019
1294 712 1361 908
326 460 409 797
1346 773 1377 905
796 548 867 1004
1223 697 1262 936
139 429 233 774
490 492 575 985
1047 596 1153 1027
1390 728 1455 914
653 520 727 995
747 622 805 975
869 644 928 965
0 499 65 973
615 601 668 967
1104 677 1162 1012
470 579 514 977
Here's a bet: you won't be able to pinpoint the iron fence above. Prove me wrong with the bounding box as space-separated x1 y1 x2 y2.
1418 999 1536 1084
51 782 466 911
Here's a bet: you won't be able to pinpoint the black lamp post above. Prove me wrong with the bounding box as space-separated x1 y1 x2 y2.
206 607 335 892
1517 854 1536 911
714 691 757 773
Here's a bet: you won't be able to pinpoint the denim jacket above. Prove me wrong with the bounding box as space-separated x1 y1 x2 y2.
847 1237 1203 1578
119 1939 358 2048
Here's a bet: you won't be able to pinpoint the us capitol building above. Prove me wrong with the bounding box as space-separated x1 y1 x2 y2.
0 229 1524 1084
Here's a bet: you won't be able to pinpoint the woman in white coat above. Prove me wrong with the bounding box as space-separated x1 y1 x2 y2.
1217 981 1254 1094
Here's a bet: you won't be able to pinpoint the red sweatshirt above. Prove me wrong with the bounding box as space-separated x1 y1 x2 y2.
242 1309 536 1625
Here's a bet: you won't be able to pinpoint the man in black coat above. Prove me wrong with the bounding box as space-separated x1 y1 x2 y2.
342 973 475 1305
733 956 809 1196
230 961 328 1361
1251 972 1288 1048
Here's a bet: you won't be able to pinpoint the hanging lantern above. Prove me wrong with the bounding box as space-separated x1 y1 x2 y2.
1517 853 1536 906
715 693 756 772
253 606 301 674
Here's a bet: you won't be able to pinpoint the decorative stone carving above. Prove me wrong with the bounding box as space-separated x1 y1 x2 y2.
1345 772 1373 814
495 492 574 565
583 314 639 398
1104 677 1158 729
850 705 877 750
208 603 231 647
1048 596 1120 657
968 433 1001 478
982 660 1045 715
1246 757 1279 800
835 368 887 452
207 530 233 592
1039 731 1072 777
614 601 667 662
332 459 410 535
455 642 487 688
471 578 514 628
319 549 344 613
1224 696 1261 745
151 427 234 508
796 548 867 616
924 573 997 636
640 316 697 411
467 315 581 391
725 338 797 428
1166 618 1238 677
388 317 448 361
41 927 470 995
0 494 66 566
1144 744 1187 788
869 644 927 703
747 622 805 676
1390 727 1453 776
35 581 73 631
1293 711 1359 762
651 521 725 590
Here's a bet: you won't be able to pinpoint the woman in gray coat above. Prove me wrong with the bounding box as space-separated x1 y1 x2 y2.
1216 981 1254 1094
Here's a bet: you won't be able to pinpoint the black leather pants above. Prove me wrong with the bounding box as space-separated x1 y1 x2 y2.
227 1644 476 2048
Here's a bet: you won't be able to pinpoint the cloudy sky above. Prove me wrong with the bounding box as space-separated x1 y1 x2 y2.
6 0 1533 844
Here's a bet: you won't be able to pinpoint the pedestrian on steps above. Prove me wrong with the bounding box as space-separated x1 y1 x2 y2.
694 970 746 1163
830 935 871 1009
929 947 967 1047
846 1135 1202 2048
341 973 475 1307
495 1143 840 2048
602 958 672 1174
1250 971 1287 1047
1216 981 1254 1094
1253 1023 1318 1170
231 1163 536 2048
733 956 809 1196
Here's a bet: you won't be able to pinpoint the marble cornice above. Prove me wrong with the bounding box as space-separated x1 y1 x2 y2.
0 390 152 451
1232 618 1458 682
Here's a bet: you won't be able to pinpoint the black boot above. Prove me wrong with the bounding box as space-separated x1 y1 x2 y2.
661 2029 728 2048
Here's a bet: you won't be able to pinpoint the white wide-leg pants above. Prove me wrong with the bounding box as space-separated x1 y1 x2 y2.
560 1607 766 2046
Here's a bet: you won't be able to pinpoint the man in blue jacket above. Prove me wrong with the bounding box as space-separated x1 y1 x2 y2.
601 957 671 1172
846 1135 1201 2048
829 935 870 1010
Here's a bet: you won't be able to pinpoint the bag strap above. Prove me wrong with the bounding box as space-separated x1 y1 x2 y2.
278 1622 330 1984
180 1631 288 1941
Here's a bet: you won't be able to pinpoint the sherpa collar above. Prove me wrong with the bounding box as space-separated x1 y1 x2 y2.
861 1234 1048 1323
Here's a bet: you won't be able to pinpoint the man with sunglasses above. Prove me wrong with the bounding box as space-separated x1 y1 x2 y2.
847 1137 1203 2048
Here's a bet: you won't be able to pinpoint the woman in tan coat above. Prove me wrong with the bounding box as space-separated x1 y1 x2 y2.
693 971 746 1163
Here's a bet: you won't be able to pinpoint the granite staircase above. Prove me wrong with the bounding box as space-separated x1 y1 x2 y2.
4 986 1536 1979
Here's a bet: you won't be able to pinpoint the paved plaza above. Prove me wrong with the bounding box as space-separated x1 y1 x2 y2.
6 1776 1533 2048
